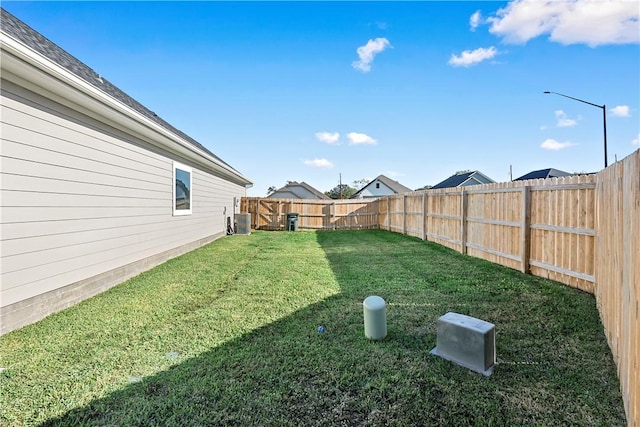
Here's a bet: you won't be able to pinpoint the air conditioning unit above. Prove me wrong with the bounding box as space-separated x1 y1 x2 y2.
234 213 251 235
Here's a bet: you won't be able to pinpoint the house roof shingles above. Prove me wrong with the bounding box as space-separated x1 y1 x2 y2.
431 171 475 189
513 168 571 181
270 181 330 200
295 181 331 199
375 175 412 194
350 175 412 198
0 8 243 176
430 170 495 189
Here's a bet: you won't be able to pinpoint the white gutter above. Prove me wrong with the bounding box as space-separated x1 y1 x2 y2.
0 32 252 187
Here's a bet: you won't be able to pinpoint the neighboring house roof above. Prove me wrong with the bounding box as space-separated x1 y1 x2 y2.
351 175 413 199
0 8 251 187
431 170 495 189
268 181 331 200
513 168 571 181
376 175 413 194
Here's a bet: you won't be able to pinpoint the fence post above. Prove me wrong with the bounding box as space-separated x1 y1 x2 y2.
332 202 336 230
422 193 427 240
460 189 468 254
387 198 391 231
256 198 260 229
403 195 407 235
520 186 531 273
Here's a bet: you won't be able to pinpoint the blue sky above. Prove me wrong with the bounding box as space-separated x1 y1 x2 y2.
3 1 639 196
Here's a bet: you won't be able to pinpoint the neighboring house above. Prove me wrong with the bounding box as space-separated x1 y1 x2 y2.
350 175 412 199
430 170 495 189
268 181 330 200
0 9 252 334
513 168 571 181
415 185 433 191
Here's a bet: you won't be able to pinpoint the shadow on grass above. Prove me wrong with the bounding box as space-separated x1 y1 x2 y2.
42 230 625 426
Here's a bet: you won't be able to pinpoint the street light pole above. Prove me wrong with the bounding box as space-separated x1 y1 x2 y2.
544 91 608 168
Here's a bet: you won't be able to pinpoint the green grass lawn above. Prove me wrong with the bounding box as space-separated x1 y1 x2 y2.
0 230 626 426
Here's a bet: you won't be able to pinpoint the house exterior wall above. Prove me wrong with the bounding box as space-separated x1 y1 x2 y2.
461 177 483 187
353 182 393 198
0 79 246 334
468 173 494 186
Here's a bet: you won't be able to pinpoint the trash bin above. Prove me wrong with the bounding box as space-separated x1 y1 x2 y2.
286 212 299 231
363 295 387 340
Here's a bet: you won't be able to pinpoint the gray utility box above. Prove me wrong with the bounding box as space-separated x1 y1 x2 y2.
234 213 251 235
430 312 496 376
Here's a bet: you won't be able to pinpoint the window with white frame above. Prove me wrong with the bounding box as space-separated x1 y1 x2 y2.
173 162 192 215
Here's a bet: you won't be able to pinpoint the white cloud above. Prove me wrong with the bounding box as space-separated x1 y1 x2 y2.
486 0 640 47
346 132 378 145
632 134 640 146
385 170 406 178
315 131 341 145
352 37 391 72
304 158 334 168
555 110 578 127
448 46 497 67
610 105 630 117
470 10 483 31
541 138 577 150
375 22 388 30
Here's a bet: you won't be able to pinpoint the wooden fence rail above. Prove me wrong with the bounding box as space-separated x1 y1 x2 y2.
380 176 598 293
242 149 639 426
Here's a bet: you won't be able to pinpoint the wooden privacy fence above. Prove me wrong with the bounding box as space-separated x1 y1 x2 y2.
240 198 380 231
241 150 638 426
379 153 637 427
594 151 639 427
380 175 597 293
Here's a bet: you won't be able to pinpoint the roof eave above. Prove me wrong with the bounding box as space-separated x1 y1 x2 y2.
470 170 495 184
0 32 252 187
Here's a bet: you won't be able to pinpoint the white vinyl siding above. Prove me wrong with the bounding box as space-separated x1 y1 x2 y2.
1 81 245 310
355 181 393 198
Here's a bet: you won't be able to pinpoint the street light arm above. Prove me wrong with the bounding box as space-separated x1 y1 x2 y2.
544 91 604 109
543 90 608 168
